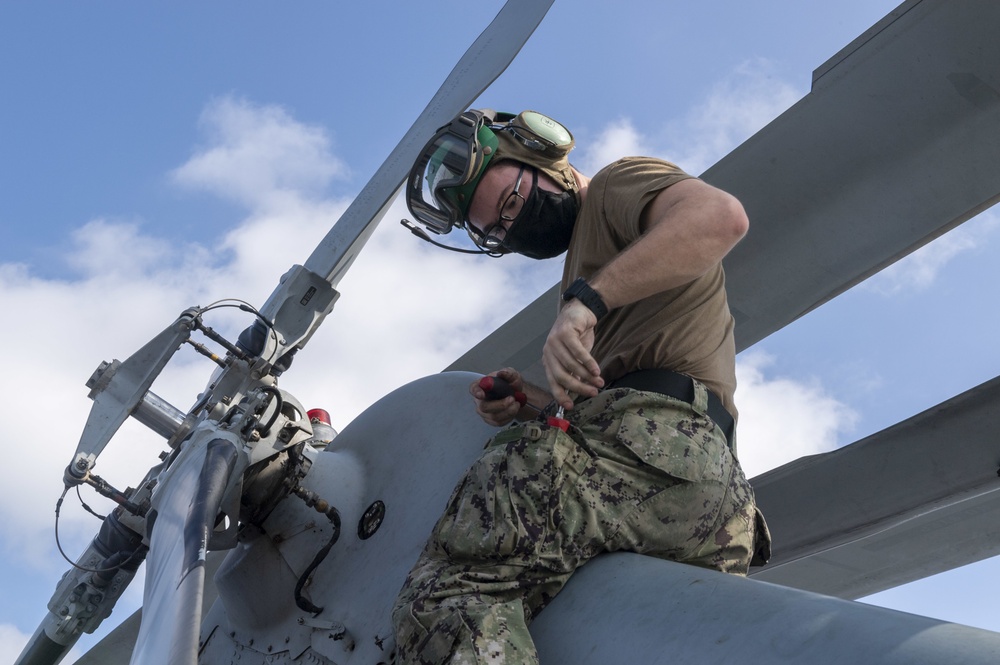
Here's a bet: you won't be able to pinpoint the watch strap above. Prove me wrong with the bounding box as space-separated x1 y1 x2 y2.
562 277 609 321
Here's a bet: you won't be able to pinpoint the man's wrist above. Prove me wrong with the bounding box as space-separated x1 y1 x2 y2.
562 277 609 321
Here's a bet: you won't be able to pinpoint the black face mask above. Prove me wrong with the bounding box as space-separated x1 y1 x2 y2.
501 170 578 260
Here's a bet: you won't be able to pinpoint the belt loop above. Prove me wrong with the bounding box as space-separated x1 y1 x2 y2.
691 379 710 417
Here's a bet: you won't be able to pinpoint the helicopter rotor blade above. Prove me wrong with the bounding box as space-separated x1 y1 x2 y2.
129 437 238 665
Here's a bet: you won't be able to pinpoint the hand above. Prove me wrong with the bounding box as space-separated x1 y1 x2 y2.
469 367 525 427
542 299 604 410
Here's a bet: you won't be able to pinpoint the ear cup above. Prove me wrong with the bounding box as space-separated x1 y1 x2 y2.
493 110 574 159
513 110 574 155
484 108 580 197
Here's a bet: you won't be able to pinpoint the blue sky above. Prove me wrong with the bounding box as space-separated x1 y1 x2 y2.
3 0 999 660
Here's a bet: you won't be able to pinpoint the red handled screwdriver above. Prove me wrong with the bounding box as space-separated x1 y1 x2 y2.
478 375 527 406
478 376 569 431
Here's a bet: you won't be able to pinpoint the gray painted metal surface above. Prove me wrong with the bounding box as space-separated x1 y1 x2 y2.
751 375 1000 598
533 553 1000 664
132 434 239 665
716 0 1000 349
74 552 225 665
197 373 497 664
195 373 1000 664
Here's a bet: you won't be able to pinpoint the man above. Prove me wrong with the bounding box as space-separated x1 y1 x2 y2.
394 109 770 664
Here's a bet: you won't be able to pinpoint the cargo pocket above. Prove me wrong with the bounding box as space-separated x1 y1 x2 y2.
606 411 731 561
431 423 572 563
615 410 721 483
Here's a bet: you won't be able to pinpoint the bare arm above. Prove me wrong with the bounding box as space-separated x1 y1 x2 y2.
543 178 749 409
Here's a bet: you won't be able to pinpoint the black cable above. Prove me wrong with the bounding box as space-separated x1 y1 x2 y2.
257 385 284 437
197 299 281 364
54 487 145 576
292 488 342 616
54 489 143 575
76 485 106 521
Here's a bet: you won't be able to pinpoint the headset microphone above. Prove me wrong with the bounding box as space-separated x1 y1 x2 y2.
400 220 502 257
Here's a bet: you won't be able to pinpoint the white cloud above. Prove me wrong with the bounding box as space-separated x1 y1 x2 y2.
0 624 29 665
863 210 1000 295
666 58 801 174
576 58 801 177
577 118 649 176
171 96 348 211
735 351 857 478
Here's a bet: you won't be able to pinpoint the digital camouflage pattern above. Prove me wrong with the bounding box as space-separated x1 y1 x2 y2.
392 385 769 665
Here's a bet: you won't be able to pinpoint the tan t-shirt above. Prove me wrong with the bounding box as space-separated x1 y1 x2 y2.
562 157 739 418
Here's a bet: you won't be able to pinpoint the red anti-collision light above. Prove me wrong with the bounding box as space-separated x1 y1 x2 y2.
307 408 332 426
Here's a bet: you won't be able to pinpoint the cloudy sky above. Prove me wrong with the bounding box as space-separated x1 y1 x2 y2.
2 0 999 661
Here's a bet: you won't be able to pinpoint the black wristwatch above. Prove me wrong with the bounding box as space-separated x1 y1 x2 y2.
562 277 609 321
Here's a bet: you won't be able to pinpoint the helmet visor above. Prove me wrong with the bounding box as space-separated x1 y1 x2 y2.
406 111 496 235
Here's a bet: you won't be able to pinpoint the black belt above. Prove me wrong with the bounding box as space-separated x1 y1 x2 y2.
609 369 735 449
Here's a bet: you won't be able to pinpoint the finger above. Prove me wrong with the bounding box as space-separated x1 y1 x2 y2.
478 395 513 414
547 342 602 392
495 367 522 389
542 354 580 408
554 334 602 380
470 379 486 400
543 371 573 411
545 356 604 408
542 361 589 410
556 351 602 389
544 328 598 382
476 396 518 426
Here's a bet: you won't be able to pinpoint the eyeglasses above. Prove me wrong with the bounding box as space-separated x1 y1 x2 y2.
479 165 527 250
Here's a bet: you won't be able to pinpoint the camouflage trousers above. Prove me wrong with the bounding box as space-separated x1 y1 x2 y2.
392 385 768 665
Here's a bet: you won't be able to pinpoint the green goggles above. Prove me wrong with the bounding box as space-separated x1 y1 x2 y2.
405 110 499 236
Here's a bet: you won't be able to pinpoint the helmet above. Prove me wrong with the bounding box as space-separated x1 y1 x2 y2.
405 109 577 241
